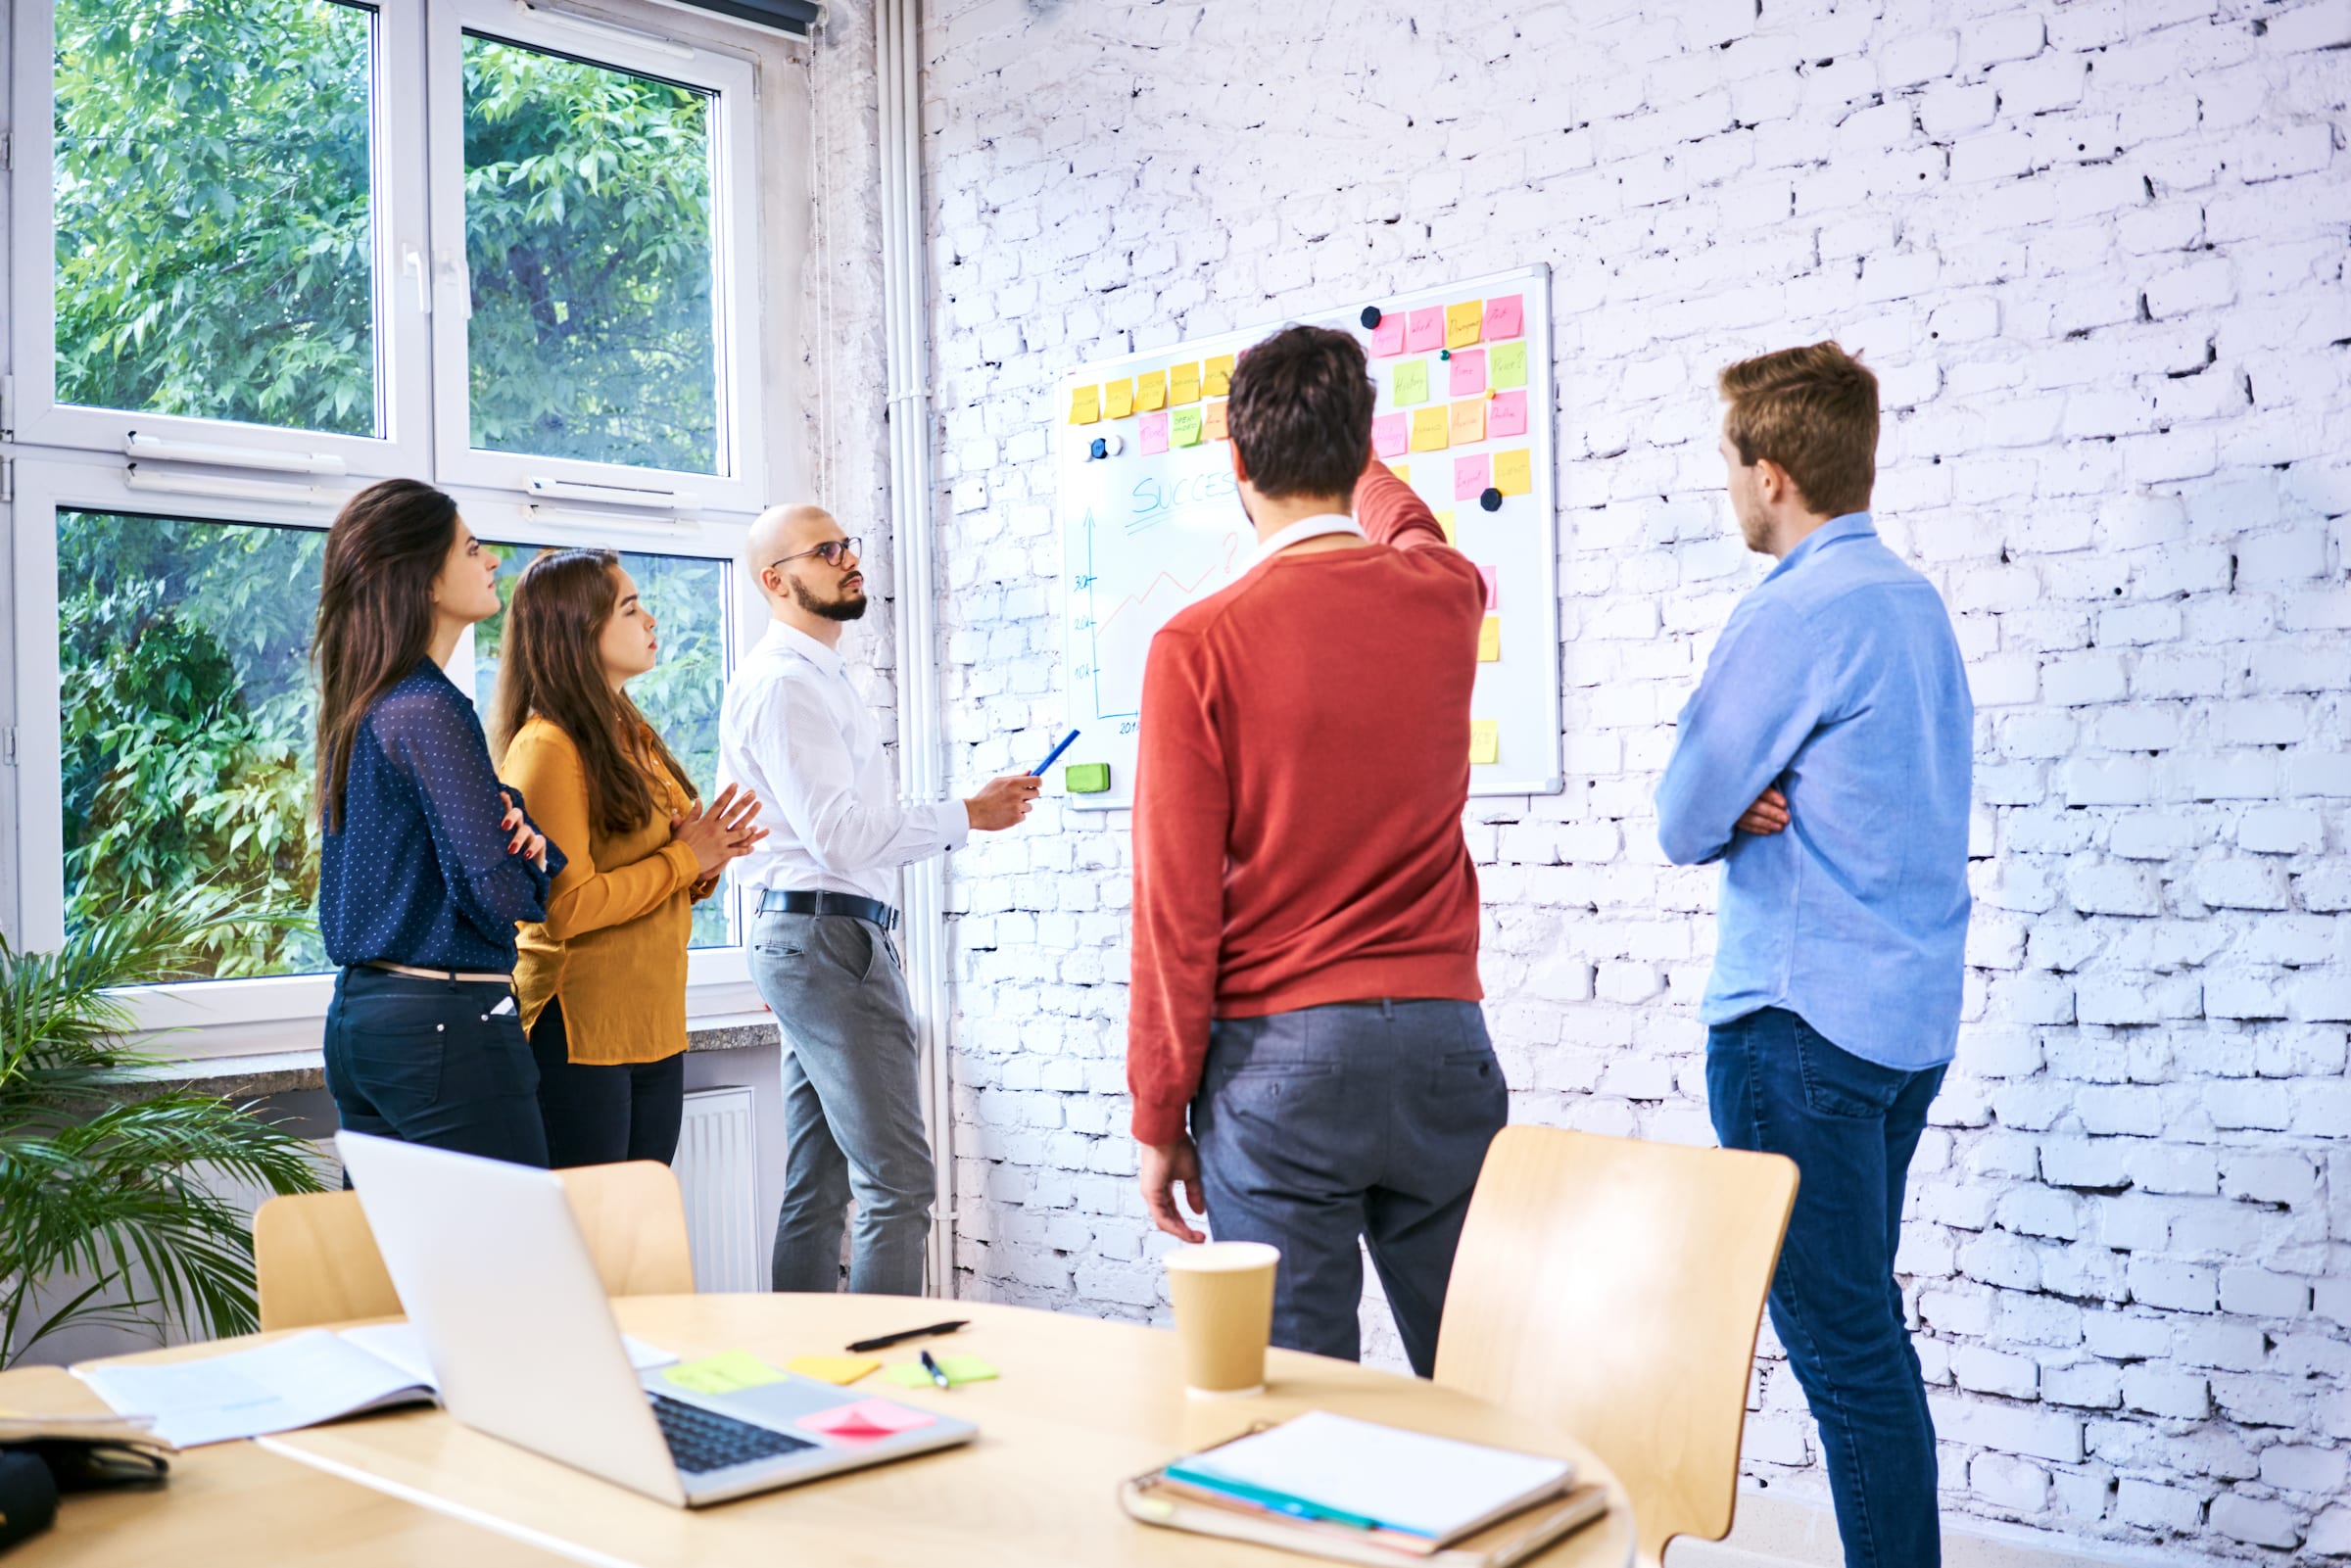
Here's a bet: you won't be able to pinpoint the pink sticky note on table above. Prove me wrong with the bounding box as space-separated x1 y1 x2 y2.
1139 411 1169 454
1449 350 1487 397
1372 411 1409 458
1488 389 1528 439
1478 564 1498 609
1485 295 1524 340
798 1399 937 1442
1406 308 1445 354
1454 453 1492 500
1370 314 1408 357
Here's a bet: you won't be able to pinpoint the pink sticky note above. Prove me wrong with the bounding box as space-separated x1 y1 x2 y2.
1372 411 1409 458
1454 453 1492 500
1478 565 1498 610
798 1399 937 1442
1449 350 1487 397
1485 294 1524 340
1406 308 1445 354
1139 411 1169 454
1488 389 1528 439
1370 314 1407 357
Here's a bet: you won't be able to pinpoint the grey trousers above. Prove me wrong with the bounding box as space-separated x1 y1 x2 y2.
748 911 934 1297
1191 998 1508 1376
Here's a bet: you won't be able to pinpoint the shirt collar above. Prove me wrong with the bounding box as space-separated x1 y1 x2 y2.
1764 511 1876 583
1250 513 1367 566
758 617 848 679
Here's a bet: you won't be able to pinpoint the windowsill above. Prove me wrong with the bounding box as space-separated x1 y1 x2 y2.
100 1019 780 1100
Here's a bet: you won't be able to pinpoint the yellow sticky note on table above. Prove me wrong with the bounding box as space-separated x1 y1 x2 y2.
1410 406 1450 451
882 1354 999 1389
1493 448 1533 496
1203 355 1236 397
1169 362 1201 404
1393 360 1429 406
1477 616 1501 662
1203 400 1229 441
1489 341 1528 390
1450 399 1486 446
787 1354 882 1386
1069 385 1100 425
664 1351 788 1396
1435 508 1456 545
1104 378 1134 419
1470 720 1500 766
1446 301 1483 349
1136 370 1167 411
1170 406 1203 447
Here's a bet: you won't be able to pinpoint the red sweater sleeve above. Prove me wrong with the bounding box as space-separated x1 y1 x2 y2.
1127 625 1231 1145
1354 456 1448 550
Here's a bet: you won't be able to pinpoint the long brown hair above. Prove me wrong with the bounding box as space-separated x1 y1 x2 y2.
490 548 696 836
312 479 460 832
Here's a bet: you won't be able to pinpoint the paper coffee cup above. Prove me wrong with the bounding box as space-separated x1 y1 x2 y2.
1165 1241 1279 1396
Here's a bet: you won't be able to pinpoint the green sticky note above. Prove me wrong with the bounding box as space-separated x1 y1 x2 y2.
663 1350 788 1396
882 1354 999 1389
1393 359 1429 406
1064 762 1111 794
1489 341 1528 390
1170 405 1204 448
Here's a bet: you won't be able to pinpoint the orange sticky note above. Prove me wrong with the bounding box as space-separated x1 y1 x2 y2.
1203 400 1229 441
1104 378 1134 419
1470 720 1499 766
1203 355 1236 396
1445 301 1483 349
1450 399 1486 446
1477 616 1501 662
1410 406 1450 451
1136 370 1167 411
1069 385 1099 425
1493 448 1532 496
1169 362 1201 404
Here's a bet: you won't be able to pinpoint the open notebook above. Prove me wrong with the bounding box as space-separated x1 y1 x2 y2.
76 1325 674 1449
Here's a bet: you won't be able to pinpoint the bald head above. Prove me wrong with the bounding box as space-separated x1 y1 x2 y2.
743 502 838 592
744 502 868 635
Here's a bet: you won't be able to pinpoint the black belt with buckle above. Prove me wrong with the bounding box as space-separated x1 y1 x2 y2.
757 889 901 930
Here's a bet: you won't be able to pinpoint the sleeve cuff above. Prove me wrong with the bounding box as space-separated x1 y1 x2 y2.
1130 1096 1194 1147
940 799 973 852
661 841 702 889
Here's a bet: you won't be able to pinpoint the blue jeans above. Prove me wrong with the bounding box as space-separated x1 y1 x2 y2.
323 967 548 1167
1191 999 1508 1376
1707 1007 1947 1568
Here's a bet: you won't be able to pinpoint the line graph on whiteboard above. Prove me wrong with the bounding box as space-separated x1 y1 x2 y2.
1069 467 1248 723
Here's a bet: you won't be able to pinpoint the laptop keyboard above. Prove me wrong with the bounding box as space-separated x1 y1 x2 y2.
648 1392 818 1474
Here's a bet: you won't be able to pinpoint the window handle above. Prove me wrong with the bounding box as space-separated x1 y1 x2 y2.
437 249 472 320
403 245 432 315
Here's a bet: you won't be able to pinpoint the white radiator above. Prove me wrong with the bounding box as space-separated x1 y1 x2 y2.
673 1086 763 1293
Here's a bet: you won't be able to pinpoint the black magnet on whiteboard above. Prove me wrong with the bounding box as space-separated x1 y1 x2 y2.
1439 349 1451 361
1480 488 1503 512
1088 437 1107 460
1361 306 1383 328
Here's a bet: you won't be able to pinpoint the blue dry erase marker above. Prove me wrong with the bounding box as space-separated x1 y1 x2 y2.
1031 728 1081 777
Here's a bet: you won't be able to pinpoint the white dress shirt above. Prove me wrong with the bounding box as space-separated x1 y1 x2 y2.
719 621 970 905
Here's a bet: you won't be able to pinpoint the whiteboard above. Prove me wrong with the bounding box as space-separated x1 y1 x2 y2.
1052 264 1562 809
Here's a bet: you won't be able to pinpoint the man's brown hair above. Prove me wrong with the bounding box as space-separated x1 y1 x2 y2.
1717 341 1879 517
1225 324 1375 499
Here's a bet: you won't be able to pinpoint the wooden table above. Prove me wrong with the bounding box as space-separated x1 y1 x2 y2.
18 1296 1636 1566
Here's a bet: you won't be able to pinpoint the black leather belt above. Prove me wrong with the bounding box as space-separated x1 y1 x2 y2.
758 889 901 930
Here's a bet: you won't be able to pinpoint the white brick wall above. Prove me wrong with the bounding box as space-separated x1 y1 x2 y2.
808 0 2350 1559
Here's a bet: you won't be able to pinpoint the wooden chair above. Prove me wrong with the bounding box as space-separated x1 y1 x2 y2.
1433 1125 1799 1568
255 1161 696 1331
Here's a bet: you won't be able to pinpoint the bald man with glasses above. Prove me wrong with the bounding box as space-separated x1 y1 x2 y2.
721 502 1039 1296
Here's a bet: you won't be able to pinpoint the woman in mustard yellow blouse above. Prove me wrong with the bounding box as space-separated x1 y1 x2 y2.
492 548 765 1166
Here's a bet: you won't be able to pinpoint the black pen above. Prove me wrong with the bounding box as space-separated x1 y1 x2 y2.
844 1318 969 1354
920 1349 953 1391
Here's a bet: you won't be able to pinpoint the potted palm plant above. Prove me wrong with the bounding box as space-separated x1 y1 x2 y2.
0 895 327 1368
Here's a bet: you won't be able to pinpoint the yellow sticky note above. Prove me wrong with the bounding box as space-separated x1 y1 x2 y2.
1446 301 1483 349
1435 508 1456 545
881 1354 999 1388
1410 406 1450 451
1203 354 1236 397
1450 399 1485 446
1393 464 1410 486
1493 448 1532 496
1069 385 1100 425
1393 360 1429 406
1104 378 1134 419
1477 616 1501 662
1470 720 1500 766
1169 362 1201 404
1170 405 1203 447
1136 370 1167 411
787 1354 882 1386
1203 400 1229 441
1490 341 1528 390
663 1351 788 1396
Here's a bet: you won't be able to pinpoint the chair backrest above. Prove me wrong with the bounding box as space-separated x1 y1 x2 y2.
1433 1125 1799 1568
256 1160 696 1332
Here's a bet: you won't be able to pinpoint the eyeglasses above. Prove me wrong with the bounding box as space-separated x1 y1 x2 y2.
768 537 862 572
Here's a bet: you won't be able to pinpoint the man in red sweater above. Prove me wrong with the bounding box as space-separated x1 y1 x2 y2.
1128 324 1506 1374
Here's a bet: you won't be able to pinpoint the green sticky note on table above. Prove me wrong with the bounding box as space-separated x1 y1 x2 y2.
882 1354 999 1389
1489 341 1528 390
1064 762 1111 794
1392 359 1429 406
663 1350 788 1396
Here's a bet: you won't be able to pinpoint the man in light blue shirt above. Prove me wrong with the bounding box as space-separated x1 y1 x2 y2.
1657 342 1971 1568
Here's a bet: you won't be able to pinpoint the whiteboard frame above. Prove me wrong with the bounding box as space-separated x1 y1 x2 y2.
1052 262 1564 807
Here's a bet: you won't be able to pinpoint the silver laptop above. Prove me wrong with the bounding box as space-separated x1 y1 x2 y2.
336 1130 976 1506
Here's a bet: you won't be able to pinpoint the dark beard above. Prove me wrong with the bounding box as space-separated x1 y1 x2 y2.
792 578 868 622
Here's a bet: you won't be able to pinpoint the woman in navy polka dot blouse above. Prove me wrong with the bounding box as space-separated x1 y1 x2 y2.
313 479 569 1166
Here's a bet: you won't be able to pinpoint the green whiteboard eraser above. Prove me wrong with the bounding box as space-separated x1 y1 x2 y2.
1064 762 1112 794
